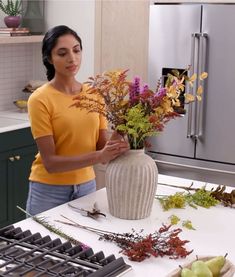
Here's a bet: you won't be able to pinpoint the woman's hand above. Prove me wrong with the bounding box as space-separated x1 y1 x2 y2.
98 139 129 164
109 130 125 141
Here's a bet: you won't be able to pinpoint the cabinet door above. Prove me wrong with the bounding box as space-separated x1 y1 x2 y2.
0 151 10 227
8 145 37 223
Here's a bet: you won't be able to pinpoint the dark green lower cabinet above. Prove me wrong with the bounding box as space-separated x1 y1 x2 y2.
0 152 8 226
0 128 37 228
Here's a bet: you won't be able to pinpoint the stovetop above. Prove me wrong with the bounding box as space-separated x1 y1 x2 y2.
0 225 131 277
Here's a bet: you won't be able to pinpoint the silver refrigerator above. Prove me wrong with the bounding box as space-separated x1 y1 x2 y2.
147 3 235 186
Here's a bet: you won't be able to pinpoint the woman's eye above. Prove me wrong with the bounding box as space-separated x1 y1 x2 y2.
58 53 66 57
74 49 81 53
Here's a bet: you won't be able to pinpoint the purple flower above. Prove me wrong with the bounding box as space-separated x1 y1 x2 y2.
141 83 149 94
156 87 167 97
129 76 141 105
133 76 141 96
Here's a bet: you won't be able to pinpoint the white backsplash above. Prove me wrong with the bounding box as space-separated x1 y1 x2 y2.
0 43 46 111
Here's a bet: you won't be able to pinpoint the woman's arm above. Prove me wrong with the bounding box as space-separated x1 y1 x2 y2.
96 129 109 150
35 134 129 173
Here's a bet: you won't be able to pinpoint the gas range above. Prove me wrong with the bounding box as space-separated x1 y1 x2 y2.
0 225 131 276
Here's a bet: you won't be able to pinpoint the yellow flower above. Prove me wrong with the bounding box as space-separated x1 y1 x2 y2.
184 93 195 103
199 72 208 80
189 73 197 82
196 85 203 96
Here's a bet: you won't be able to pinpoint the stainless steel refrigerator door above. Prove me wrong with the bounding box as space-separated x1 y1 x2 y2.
196 5 235 164
148 5 201 157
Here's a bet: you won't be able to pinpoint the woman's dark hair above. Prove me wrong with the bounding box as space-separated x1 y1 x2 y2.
42 25 83 81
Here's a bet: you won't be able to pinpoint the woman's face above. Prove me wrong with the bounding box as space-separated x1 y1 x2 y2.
50 34 82 78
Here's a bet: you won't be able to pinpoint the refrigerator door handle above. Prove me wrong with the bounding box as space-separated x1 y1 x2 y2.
195 33 208 139
154 159 235 175
187 33 200 138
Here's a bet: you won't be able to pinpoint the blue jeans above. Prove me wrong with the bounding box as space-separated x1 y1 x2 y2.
26 179 96 216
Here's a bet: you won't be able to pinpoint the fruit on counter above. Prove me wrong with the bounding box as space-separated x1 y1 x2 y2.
179 255 229 277
205 255 226 277
191 260 213 277
181 267 197 277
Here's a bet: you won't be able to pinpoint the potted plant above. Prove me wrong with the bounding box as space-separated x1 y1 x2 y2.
0 0 22 28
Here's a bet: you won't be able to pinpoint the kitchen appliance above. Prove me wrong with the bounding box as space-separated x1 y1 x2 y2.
147 3 235 186
0 225 131 276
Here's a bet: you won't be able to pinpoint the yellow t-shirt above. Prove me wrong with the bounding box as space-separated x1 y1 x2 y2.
28 83 107 185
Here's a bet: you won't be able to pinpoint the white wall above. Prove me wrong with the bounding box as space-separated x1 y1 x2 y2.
0 0 95 112
44 0 96 82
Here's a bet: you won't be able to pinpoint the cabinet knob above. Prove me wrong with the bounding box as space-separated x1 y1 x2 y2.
9 156 15 162
15 155 21 160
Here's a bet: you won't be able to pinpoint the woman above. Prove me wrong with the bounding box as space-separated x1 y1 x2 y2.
26 25 129 215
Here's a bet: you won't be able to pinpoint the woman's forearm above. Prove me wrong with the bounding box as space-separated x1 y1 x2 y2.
42 151 102 173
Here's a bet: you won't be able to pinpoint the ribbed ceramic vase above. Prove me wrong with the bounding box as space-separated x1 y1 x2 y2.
105 149 158 220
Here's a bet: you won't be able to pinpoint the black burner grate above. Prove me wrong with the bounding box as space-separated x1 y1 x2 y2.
0 225 131 277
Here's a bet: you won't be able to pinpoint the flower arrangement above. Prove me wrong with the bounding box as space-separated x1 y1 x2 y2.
73 68 207 149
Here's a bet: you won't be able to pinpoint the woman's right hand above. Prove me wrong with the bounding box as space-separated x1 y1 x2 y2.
98 139 129 164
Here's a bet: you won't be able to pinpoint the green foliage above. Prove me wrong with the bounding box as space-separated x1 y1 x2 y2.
157 187 219 211
182 220 196 230
158 192 186 211
185 187 219 208
116 104 157 149
169 214 180 225
0 0 22 16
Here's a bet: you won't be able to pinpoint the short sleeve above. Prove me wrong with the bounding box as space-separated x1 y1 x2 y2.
99 114 108 130
28 93 53 139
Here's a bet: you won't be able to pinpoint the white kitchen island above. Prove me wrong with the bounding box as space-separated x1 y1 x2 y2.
13 174 235 277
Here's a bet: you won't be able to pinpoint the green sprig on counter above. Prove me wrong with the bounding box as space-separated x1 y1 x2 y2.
156 186 219 211
169 214 180 225
157 192 186 210
182 220 196 230
16 206 88 248
186 187 219 208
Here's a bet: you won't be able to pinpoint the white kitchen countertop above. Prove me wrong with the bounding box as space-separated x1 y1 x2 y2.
13 174 235 277
0 109 30 133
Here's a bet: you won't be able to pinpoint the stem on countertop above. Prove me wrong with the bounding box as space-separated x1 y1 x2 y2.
56 215 193 262
157 182 235 208
16 206 88 248
158 182 197 191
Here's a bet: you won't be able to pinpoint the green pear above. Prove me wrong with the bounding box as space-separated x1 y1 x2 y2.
191 260 213 277
205 256 226 277
181 267 197 277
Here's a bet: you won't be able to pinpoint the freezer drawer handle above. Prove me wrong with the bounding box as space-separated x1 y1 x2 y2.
154 159 235 175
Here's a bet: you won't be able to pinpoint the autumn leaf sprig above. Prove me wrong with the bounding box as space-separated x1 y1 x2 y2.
56 215 193 262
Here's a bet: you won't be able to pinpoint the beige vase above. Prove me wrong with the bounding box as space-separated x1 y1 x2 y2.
105 149 158 220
